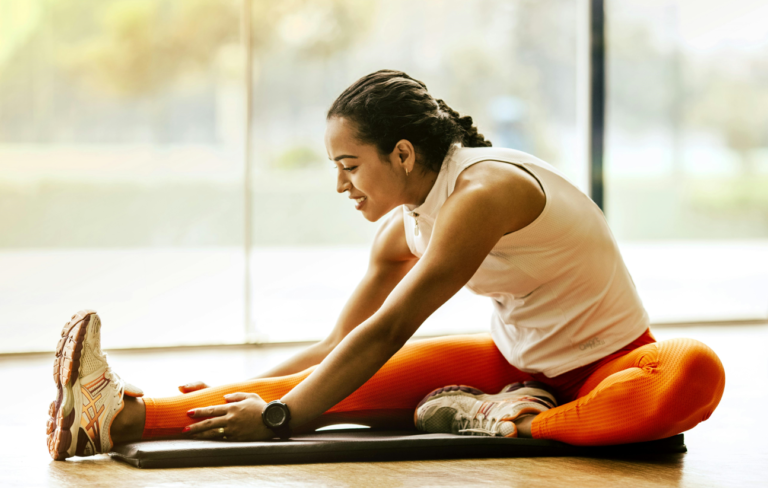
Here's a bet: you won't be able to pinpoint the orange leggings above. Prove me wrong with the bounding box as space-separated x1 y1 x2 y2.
142 329 725 446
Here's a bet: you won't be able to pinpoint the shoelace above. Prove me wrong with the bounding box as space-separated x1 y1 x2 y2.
103 365 125 413
455 412 508 436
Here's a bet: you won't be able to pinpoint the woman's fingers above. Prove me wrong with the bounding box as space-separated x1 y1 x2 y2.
184 416 228 437
178 381 209 394
187 404 229 419
183 394 273 442
224 392 258 403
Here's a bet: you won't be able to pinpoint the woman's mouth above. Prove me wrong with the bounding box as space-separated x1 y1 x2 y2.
355 196 367 210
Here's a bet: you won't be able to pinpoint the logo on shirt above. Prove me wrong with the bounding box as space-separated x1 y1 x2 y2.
578 337 605 351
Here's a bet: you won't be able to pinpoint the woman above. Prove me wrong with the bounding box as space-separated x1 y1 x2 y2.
47 70 725 460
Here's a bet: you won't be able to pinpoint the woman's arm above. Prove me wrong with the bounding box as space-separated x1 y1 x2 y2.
252 210 418 379
282 164 543 429
185 162 544 440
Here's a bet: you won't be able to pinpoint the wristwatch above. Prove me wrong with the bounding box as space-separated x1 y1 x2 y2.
261 400 292 440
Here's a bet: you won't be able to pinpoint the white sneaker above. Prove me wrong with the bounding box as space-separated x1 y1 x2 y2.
414 382 558 437
46 310 143 460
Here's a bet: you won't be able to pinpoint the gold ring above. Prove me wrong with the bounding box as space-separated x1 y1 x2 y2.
218 428 225 435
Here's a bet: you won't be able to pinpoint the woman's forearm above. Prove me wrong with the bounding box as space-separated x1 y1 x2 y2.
251 340 333 379
278 231 479 430
281 316 406 428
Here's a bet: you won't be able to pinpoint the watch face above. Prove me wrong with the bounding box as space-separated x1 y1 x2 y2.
265 404 287 427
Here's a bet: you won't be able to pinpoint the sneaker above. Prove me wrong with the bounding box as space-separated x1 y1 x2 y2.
46 310 143 460
414 381 558 437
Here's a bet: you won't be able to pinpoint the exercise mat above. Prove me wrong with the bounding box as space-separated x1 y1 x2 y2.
110 430 686 468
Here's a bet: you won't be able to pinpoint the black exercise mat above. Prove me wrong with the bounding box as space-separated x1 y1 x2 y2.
110 430 686 469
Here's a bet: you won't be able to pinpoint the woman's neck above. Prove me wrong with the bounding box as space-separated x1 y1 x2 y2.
405 168 440 208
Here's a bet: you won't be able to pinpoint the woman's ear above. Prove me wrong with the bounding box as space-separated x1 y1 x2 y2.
392 139 416 173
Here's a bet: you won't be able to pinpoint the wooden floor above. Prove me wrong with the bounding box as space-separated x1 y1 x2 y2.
1 323 766 487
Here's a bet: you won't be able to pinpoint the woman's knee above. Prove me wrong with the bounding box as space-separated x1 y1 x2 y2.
658 338 725 421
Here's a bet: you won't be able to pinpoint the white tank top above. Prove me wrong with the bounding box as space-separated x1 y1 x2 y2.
402 145 649 377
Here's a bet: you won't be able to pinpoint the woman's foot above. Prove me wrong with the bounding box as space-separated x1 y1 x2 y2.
47 310 143 460
414 382 557 438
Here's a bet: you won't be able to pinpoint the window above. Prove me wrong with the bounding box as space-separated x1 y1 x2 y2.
1 0 620 351
0 0 246 351
606 0 768 322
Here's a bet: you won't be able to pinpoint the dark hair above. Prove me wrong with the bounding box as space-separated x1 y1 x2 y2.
327 69 491 173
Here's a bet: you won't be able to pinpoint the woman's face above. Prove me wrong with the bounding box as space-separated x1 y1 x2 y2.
325 117 411 222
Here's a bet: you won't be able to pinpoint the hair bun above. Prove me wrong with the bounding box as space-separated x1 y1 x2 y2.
458 115 474 129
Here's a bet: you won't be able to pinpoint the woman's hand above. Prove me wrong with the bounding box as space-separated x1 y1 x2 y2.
183 392 274 442
178 381 209 394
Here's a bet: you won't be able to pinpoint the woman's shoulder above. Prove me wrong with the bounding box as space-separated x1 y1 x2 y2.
450 158 546 236
450 144 544 194
453 158 544 203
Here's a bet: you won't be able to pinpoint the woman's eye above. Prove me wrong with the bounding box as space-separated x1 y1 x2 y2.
333 164 357 172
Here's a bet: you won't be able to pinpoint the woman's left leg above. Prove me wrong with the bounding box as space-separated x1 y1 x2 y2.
141 333 531 438
531 338 725 446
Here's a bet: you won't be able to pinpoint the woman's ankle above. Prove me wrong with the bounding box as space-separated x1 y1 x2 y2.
513 414 536 438
111 396 146 445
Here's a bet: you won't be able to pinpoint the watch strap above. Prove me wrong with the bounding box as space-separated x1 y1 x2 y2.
271 423 292 440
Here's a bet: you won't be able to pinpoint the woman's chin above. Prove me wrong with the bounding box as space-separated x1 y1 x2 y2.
359 207 384 222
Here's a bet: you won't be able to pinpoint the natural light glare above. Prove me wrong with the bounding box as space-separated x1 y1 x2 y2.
0 0 765 353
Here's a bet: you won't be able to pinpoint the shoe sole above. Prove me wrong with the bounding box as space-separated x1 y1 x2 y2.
414 382 558 429
416 381 557 409
47 310 95 461
416 384 485 410
414 385 483 431
417 380 557 406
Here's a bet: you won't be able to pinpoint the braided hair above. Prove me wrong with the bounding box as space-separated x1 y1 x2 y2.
327 70 491 173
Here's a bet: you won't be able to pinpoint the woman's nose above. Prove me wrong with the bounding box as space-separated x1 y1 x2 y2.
337 173 351 194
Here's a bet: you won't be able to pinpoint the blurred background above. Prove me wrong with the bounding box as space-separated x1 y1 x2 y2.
0 0 766 352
